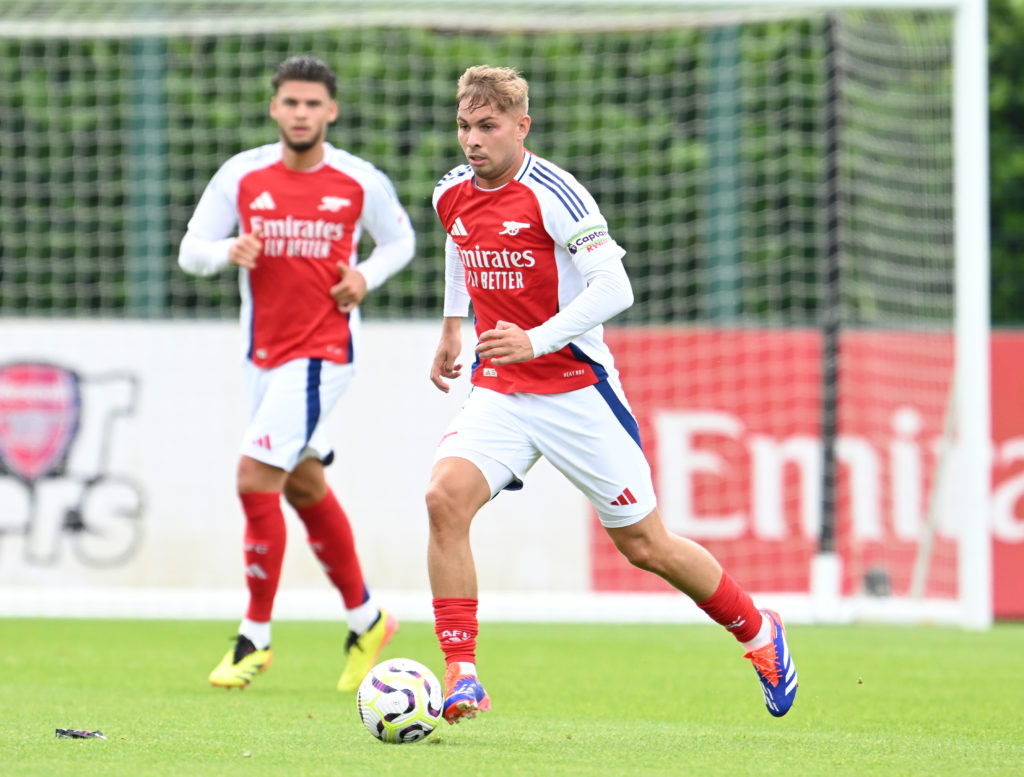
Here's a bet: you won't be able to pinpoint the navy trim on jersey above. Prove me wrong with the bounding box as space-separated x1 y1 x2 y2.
345 312 355 363
244 274 255 361
529 163 588 221
437 164 472 187
568 342 608 381
304 358 323 446
469 313 481 378
516 152 534 182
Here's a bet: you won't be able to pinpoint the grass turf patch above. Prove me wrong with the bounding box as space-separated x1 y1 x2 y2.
2 618 1021 776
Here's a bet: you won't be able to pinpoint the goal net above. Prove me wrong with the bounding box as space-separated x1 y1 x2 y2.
0 0 990 626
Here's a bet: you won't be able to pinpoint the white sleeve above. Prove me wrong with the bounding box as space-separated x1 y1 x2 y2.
525 162 633 356
526 257 633 357
177 232 235 277
177 161 241 277
442 235 471 317
352 170 416 291
354 232 415 291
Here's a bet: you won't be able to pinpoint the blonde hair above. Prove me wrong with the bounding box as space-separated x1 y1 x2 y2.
456 65 529 115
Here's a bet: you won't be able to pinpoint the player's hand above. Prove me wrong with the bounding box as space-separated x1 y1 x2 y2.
430 334 463 393
330 262 367 314
476 320 534 366
229 226 262 269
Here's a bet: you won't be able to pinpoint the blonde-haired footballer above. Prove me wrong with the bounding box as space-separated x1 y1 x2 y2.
426 65 798 723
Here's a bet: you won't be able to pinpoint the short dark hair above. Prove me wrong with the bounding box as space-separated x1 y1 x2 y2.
272 55 337 97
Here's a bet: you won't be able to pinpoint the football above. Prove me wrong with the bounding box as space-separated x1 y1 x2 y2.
356 658 443 743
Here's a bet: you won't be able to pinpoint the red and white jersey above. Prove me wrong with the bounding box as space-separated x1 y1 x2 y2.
184 142 413 368
433 151 628 394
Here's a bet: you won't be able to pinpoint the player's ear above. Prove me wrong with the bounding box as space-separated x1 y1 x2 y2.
328 99 339 123
517 113 531 142
269 95 279 120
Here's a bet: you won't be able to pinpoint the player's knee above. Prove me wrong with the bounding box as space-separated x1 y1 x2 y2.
282 459 327 508
618 536 661 573
611 519 670 575
424 480 455 523
424 479 475 534
236 459 267 494
283 478 320 508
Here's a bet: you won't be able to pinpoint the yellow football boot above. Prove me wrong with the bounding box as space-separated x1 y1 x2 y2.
209 635 272 688
336 609 399 691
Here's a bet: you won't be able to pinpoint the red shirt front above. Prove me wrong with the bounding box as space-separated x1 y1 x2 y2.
186 142 413 368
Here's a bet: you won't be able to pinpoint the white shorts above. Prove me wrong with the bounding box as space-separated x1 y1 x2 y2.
434 383 657 528
241 358 353 472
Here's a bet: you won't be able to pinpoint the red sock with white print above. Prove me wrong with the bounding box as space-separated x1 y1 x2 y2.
240 491 286 622
433 597 479 669
695 570 764 644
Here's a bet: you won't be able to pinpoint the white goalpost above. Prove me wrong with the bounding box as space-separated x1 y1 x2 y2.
0 0 991 627
951 0 992 630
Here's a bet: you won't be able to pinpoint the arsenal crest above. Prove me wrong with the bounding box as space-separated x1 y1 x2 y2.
0 362 81 483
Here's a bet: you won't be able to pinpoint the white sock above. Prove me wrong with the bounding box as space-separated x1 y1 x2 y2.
239 618 271 650
740 613 772 652
453 661 476 676
347 599 379 635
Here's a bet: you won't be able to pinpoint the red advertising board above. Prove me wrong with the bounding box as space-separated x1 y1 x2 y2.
990 333 1024 617
592 328 1022 618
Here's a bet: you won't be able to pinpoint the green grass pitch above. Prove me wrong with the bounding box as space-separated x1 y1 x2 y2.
2 617 1021 776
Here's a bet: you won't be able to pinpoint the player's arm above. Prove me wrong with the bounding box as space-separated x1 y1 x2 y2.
333 233 415 310
430 316 465 393
429 236 471 392
334 168 416 311
477 244 633 367
178 163 248 276
526 255 632 355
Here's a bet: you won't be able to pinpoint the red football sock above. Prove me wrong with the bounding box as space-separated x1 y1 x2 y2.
433 597 478 666
296 489 368 609
240 491 286 622
695 570 763 644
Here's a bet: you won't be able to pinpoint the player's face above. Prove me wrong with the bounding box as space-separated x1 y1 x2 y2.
270 80 338 154
457 101 531 189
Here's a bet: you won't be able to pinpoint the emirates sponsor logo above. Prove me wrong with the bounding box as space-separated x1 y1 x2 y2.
458 244 536 291
250 215 345 260
250 215 344 240
457 245 535 269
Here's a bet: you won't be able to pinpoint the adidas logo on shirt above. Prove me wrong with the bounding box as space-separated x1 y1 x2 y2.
449 217 468 237
249 191 276 210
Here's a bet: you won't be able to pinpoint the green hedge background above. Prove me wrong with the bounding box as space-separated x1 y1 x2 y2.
0 4 1018 324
